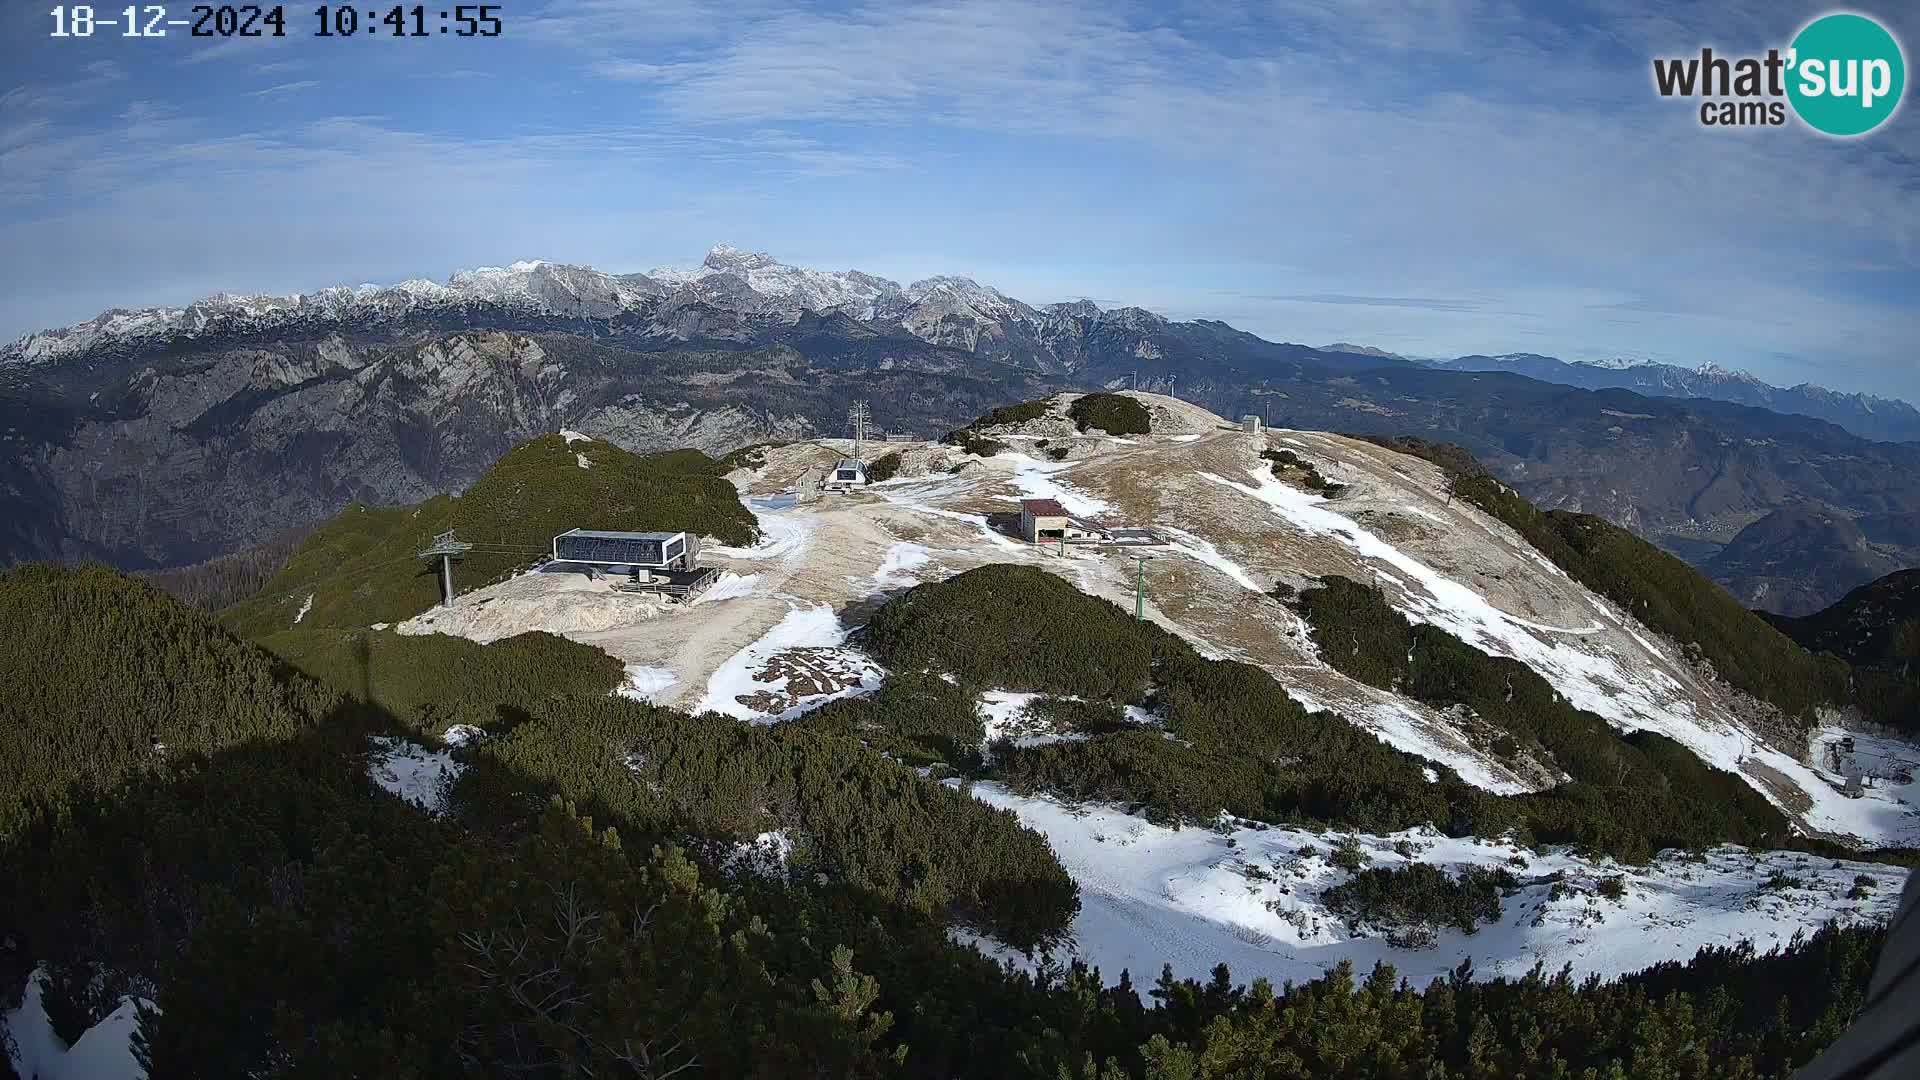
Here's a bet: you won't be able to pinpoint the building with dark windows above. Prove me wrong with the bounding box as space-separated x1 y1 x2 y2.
823 458 869 491
550 529 698 571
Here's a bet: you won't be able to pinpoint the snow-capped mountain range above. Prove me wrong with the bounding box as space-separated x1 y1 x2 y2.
14 246 1910 444
0 244 1169 370
1416 351 1920 443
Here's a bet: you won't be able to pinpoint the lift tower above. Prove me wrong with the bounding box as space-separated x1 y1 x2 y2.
417 529 473 608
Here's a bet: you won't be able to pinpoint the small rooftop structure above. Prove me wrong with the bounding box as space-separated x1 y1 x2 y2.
822 457 871 492
551 529 697 570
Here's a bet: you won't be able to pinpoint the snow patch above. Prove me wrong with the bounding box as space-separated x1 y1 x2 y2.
3 969 149 1080
367 736 462 814
575 452 592 469
442 724 485 747
872 541 933 591
293 593 313 624
978 690 1089 754
706 505 814 562
619 664 680 702
1000 452 1112 516
1158 526 1265 593
691 572 761 605
724 831 794 878
559 429 591 444
1200 470 1683 730
695 605 883 722
957 785 1909 1000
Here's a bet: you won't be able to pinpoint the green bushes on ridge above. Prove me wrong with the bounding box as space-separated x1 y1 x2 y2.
860 564 1812 861
866 450 903 483
974 399 1051 428
942 428 1008 458
1070 392 1151 435
460 694 1079 948
220 435 756 635
1262 447 1346 496
1451 474 1847 720
0 563 342 842
860 565 1469 832
1322 863 1517 938
794 672 986 771
258 627 626 736
941 398 1050 457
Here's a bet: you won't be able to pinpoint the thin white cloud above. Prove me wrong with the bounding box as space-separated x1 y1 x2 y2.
247 81 320 98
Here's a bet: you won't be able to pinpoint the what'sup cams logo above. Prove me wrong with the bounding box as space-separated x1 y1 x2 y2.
1653 11 1906 135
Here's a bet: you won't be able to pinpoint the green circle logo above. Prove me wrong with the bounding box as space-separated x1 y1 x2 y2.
1787 13 1906 136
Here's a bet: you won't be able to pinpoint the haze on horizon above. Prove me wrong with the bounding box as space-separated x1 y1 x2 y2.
2 0 1915 398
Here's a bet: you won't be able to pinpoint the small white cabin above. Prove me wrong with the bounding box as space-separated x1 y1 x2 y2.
823 458 869 491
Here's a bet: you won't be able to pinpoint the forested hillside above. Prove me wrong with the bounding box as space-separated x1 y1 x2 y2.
1353 435 1851 722
0 561 1906 1078
1764 569 1920 736
219 434 755 636
853 564 1874 863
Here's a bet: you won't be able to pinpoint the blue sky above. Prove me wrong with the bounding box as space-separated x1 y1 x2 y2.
2 0 1916 398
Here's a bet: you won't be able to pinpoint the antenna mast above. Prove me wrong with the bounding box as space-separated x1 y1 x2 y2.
848 400 871 464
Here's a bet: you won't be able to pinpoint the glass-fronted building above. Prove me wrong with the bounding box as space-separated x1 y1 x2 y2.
551 529 694 568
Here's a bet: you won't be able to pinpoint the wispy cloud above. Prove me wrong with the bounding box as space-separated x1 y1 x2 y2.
179 35 288 65
247 81 320 99
1252 294 1490 313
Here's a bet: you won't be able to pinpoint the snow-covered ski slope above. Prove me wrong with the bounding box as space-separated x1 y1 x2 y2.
394 392 1918 849
372 391 1917 1000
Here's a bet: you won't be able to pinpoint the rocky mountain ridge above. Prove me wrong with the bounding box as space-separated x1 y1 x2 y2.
4 246 1916 616
1424 352 1920 444
1 245 1184 378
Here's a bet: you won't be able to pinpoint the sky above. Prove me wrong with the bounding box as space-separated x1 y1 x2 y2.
2 0 1916 398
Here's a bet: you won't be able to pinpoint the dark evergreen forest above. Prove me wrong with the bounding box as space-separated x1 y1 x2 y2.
1 561 1906 1079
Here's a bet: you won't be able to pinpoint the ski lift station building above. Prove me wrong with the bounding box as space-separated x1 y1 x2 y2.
551 529 699 571
1020 499 1101 544
823 458 870 492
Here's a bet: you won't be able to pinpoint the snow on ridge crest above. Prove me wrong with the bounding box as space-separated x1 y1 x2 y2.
3 240 1184 368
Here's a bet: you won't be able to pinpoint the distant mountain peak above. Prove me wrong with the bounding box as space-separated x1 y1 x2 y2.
1321 342 1403 360
1693 361 1766 386
700 244 777 273
1422 351 1920 443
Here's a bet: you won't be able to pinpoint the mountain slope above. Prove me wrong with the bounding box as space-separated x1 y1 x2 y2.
5 412 1915 1077
1428 353 1920 444
4 246 1916 622
1709 509 1906 618
393 393 1917 851
359 394 1918 1010
1764 569 1920 734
